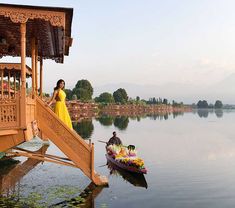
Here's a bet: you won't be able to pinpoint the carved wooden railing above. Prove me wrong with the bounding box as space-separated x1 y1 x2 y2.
0 96 20 129
36 97 105 184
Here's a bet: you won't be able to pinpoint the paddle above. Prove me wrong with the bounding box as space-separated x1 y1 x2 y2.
98 140 136 150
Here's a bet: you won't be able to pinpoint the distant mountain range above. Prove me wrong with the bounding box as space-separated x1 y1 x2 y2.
94 74 235 104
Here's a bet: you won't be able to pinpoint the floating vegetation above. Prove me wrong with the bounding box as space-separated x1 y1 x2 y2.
48 183 107 208
0 185 84 208
0 194 44 208
46 185 82 205
100 203 108 208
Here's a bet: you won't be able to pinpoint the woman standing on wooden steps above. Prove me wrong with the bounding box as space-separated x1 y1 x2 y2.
48 79 73 129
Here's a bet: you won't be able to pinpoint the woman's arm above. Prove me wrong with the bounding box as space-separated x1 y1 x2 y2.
48 90 58 106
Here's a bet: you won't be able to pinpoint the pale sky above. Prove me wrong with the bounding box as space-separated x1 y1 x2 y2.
1 0 235 102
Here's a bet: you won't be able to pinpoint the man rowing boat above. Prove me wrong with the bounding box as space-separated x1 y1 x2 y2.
107 131 122 146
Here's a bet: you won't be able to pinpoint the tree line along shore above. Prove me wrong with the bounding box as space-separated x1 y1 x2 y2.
44 79 230 117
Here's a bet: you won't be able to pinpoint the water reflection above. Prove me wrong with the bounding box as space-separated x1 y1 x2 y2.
96 115 113 126
0 145 48 195
50 182 106 208
215 109 223 118
107 161 148 189
196 109 224 118
96 115 130 130
73 119 94 139
113 116 129 130
72 110 226 137
0 145 106 208
197 109 209 118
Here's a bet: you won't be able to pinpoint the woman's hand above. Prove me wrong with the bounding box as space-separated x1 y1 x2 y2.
46 101 51 107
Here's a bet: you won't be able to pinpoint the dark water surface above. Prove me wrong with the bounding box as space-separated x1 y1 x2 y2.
1 110 235 208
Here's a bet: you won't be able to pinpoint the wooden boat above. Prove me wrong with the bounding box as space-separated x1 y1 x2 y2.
105 153 147 174
107 160 148 188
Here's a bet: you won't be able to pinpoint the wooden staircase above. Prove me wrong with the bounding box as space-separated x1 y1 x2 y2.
35 97 107 186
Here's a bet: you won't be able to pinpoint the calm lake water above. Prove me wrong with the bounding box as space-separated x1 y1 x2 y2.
1 110 235 208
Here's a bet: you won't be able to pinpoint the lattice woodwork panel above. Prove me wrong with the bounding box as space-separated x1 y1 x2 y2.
0 99 19 128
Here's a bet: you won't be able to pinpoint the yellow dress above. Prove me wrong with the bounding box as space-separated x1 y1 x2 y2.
54 89 73 129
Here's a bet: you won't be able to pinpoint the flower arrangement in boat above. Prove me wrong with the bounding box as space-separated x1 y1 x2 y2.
107 144 145 169
107 144 137 156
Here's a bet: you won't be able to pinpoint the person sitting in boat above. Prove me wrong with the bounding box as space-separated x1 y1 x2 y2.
107 131 122 146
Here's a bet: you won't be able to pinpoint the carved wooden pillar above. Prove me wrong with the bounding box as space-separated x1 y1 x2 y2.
20 23 27 127
40 57 43 98
8 71 10 98
1 70 3 99
14 72 16 98
35 41 38 96
31 37 36 98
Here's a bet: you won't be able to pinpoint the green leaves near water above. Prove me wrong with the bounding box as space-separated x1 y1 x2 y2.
0 185 84 208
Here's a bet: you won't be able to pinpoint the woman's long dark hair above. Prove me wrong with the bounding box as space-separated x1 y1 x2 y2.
54 79 65 90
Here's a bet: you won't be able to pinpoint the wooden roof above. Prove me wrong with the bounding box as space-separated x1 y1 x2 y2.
0 3 73 63
0 63 32 75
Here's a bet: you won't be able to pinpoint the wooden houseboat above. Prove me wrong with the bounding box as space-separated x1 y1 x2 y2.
0 3 107 186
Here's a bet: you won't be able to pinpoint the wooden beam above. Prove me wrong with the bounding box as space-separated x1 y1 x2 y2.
0 130 18 136
20 23 27 127
31 37 36 98
14 147 71 161
40 57 43 98
7 151 77 168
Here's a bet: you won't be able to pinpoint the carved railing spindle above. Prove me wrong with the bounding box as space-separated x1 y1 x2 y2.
14 72 16 98
8 70 10 98
1 70 3 99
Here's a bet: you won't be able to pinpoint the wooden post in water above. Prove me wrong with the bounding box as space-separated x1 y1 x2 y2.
20 22 27 127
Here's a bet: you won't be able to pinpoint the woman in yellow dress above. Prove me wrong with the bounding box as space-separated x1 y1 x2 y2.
48 79 73 129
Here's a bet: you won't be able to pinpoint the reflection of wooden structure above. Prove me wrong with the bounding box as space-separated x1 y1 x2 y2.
51 182 105 208
0 3 107 186
0 145 48 194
